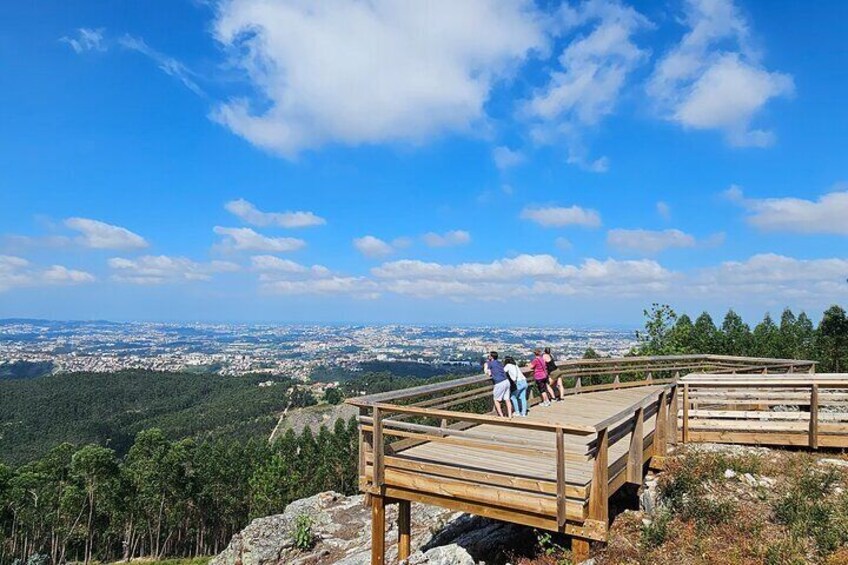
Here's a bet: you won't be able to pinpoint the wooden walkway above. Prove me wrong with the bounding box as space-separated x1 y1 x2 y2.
347 355 819 564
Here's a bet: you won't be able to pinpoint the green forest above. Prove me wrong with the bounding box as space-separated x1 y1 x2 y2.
634 304 848 371
3 304 848 565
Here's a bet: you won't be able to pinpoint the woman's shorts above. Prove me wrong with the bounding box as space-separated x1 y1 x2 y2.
493 380 511 402
534 377 549 393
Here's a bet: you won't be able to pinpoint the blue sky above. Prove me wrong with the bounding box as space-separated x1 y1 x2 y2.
1 0 846 325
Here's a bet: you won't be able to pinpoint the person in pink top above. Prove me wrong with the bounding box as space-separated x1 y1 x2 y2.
528 348 555 407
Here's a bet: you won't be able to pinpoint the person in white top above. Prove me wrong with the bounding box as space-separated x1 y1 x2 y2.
504 356 528 417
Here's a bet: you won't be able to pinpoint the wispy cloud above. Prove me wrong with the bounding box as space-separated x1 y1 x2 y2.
119 35 205 97
60 28 106 54
422 230 471 248
520 205 602 228
213 227 305 253
64 218 148 250
225 198 326 228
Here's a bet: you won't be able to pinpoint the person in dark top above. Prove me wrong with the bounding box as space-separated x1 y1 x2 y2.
544 347 565 401
487 351 513 418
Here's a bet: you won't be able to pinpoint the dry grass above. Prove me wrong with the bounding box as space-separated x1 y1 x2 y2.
518 447 848 565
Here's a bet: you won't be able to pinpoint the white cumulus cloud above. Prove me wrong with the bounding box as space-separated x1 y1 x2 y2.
225 198 326 228
520 205 602 228
647 0 794 147
726 185 848 235
210 0 546 157
422 230 471 248
65 218 148 250
0 255 95 292
353 236 395 259
213 226 305 253
109 255 239 285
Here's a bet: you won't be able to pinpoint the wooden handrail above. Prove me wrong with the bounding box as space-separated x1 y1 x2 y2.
372 402 596 434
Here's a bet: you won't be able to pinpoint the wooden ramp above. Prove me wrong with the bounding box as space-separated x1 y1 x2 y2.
347 354 818 564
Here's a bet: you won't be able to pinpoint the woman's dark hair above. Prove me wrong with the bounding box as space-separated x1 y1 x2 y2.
544 347 552 354
490 351 499 360
504 356 516 366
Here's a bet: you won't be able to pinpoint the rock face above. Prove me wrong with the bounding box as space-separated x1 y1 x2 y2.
210 492 536 565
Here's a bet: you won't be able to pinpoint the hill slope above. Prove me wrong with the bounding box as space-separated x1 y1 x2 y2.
0 370 295 465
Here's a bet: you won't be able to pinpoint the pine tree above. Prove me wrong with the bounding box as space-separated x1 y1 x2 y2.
720 310 753 356
692 312 720 354
817 305 848 371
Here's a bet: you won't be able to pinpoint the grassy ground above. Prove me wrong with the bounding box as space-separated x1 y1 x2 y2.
515 445 848 565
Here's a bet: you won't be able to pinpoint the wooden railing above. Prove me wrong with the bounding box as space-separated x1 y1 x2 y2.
680 373 848 449
348 355 817 564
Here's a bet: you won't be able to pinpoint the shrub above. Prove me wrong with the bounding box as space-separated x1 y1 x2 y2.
292 513 317 551
641 510 671 550
773 466 847 555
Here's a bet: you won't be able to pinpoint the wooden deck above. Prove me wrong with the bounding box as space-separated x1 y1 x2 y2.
347 355 820 564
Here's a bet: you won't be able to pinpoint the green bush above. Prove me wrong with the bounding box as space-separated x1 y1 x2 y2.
641 510 671 550
292 514 317 551
773 467 847 555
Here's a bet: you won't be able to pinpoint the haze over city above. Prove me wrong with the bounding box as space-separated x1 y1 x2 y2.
2 0 846 325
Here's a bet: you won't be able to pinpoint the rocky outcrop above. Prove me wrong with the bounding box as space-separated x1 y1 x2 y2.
210 491 537 565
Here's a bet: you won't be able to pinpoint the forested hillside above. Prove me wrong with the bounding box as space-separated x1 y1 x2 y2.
0 371 307 466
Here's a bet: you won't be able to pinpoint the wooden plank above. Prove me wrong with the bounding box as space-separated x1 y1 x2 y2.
810 383 819 450
668 384 678 446
372 466 587 521
374 402 596 434
626 408 643 485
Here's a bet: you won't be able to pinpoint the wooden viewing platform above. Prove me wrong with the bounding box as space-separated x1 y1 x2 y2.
347 354 820 564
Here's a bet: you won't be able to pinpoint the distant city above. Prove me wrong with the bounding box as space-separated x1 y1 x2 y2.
0 320 636 380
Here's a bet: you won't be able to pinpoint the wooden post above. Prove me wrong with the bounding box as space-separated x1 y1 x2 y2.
397 500 411 562
682 384 690 444
668 385 678 446
613 374 620 386
627 409 644 484
371 495 386 565
555 427 566 527
575 377 582 390
373 407 385 489
573 426 609 562
809 364 816 374
810 383 819 450
655 391 668 457
646 371 653 383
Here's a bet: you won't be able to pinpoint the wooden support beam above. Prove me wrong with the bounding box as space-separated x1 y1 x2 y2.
371 495 386 565
575 377 582 390
555 427 566 527
668 385 678 447
627 409 644 485
810 383 819 450
574 426 609 563
655 391 668 457
682 384 690 444
397 499 411 563
359 407 369 480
